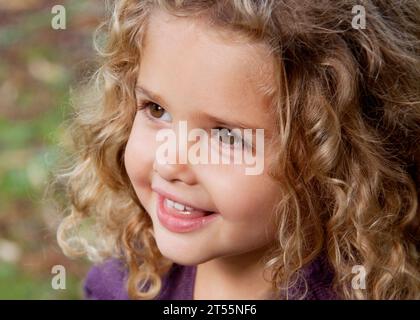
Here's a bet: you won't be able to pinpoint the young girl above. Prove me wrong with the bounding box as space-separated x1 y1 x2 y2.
51 0 420 299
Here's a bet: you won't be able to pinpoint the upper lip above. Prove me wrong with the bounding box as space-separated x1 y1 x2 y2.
152 187 215 213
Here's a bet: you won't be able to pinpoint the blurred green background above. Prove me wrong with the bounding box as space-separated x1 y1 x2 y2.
0 0 104 299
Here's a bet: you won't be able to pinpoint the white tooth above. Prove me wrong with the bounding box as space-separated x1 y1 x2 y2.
178 210 192 215
165 197 196 213
166 198 175 208
174 202 185 211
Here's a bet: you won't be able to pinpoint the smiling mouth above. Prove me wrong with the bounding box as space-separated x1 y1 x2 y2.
156 193 220 233
163 196 215 217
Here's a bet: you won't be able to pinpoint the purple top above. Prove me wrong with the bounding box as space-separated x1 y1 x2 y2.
83 254 338 300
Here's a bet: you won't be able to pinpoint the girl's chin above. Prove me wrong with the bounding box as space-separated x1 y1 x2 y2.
154 238 212 265
161 252 208 266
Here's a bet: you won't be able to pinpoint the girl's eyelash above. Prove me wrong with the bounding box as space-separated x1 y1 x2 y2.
136 100 253 150
137 101 162 122
212 127 252 150
137 101 153 112
138 104 152 121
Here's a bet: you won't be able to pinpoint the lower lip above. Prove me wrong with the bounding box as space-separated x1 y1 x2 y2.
157 194 220 233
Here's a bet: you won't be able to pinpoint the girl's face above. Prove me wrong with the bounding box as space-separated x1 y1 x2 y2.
125 10 281 265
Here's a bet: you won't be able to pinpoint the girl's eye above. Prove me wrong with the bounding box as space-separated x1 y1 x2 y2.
137 101 172 122
214 127 247 149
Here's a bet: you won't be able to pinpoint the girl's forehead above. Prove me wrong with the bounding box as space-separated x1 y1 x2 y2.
143 8 275 85
139 9 276 119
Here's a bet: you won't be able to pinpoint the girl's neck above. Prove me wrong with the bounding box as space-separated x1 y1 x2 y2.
193 244 276 300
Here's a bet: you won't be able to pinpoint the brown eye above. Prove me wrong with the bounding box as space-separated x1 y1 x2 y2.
139 102 173 122
149 103 165 118
222 133 236 145
215 127 243 147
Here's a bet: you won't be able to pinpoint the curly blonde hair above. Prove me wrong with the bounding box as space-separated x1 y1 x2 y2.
48 0 420 299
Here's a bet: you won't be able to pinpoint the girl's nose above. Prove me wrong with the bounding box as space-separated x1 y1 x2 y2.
152 155 196 186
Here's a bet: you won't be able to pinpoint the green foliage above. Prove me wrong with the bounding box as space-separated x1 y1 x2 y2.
0 262 82 299
0 0 104 299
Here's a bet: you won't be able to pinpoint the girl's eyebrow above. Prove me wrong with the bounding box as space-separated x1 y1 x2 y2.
199 111 263 131
135 84 270 133
135 85 168 106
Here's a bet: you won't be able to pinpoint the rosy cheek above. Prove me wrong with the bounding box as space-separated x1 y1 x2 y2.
230 177 274 219
126 126 158 185
202 172 250 219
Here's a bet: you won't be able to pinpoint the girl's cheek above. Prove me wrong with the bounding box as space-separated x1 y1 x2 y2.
197 164 269 220
125 121 157 184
